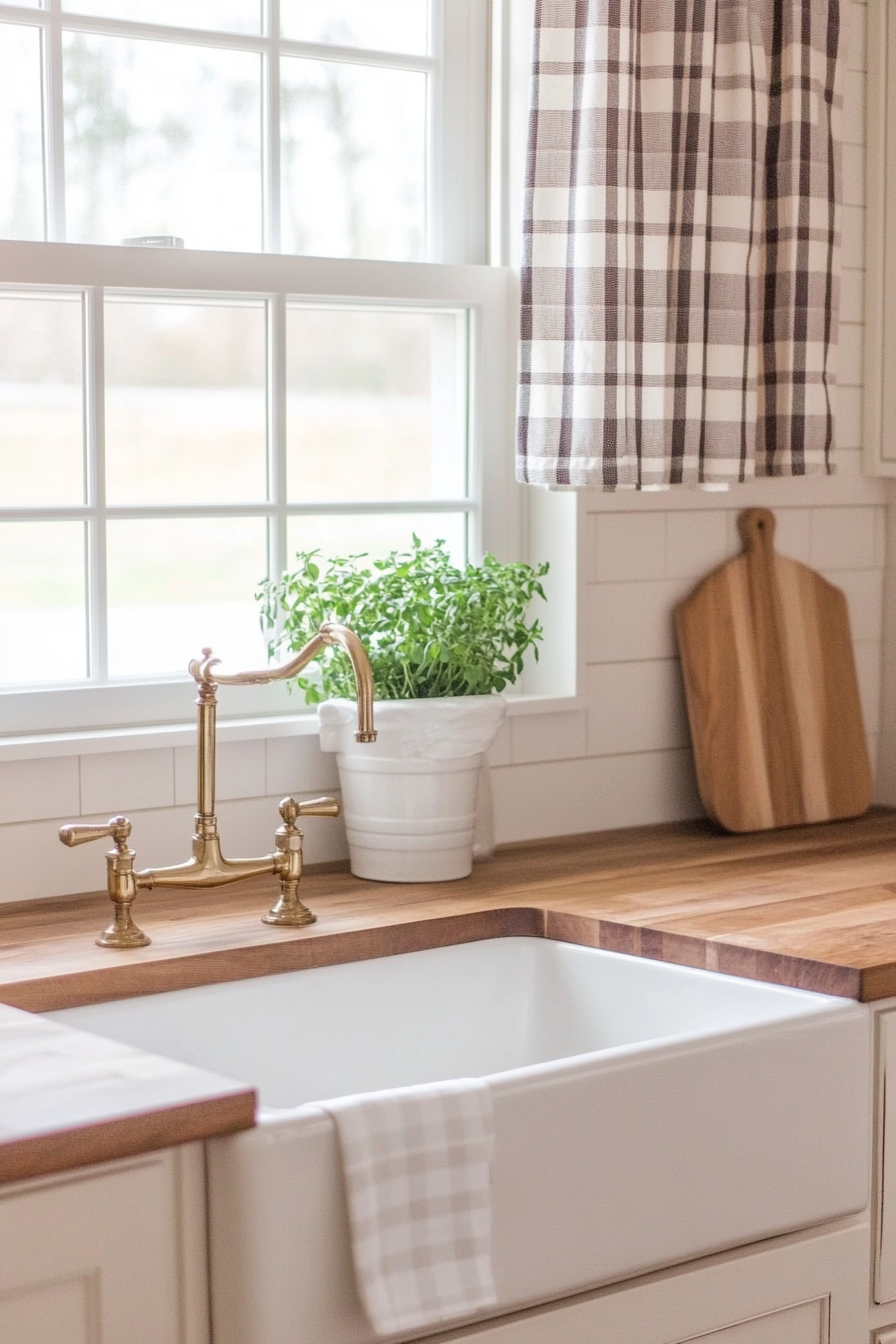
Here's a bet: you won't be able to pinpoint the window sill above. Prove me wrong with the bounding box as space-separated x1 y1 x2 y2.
0 694 588 763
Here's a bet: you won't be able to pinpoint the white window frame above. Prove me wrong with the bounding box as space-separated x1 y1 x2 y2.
0 0 523 738
0 246 518 736
0 0 489 265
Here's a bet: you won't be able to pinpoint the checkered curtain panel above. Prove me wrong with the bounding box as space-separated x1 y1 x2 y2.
517 0 842 490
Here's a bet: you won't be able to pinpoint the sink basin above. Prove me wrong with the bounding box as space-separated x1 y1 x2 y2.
48 935 870 1344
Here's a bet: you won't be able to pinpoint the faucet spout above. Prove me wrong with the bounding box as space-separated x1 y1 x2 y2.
317 623 377 743
188 619 376 744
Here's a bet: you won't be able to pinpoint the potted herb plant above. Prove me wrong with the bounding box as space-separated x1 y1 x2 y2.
257 537 548 882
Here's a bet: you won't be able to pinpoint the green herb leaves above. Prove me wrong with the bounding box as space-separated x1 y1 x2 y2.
257 537 549 703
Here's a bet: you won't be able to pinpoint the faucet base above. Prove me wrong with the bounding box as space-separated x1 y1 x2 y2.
262 885 316 927
262 907 316 927
96 922 151 950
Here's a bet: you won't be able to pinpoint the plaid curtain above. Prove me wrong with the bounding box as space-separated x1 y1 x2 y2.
517 0 842 490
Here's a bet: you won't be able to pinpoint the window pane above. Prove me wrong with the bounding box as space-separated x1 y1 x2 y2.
286 307 466 503
104 298 267 505
281 59 426 262
65 1 262 34
106 518 268 676
286 513 466 566
0 523 87 685
0 293 84 506
63 34 262 250
281 0 429 56
0 24 44 241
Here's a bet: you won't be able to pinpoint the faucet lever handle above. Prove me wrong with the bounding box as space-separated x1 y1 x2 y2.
296 796 341 819
60 816 132 850
278 796 340 825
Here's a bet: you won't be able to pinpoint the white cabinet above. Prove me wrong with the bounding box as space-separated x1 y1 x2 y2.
876 1009 896 1303
428 1220 865 1344
0 1145 208 1344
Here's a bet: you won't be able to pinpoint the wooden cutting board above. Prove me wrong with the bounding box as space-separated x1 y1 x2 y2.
674 508 872 833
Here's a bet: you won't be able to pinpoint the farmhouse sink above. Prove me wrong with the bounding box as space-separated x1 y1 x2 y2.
48 935 870 1344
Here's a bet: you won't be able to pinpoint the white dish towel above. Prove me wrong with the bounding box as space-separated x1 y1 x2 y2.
321 1077 498 1337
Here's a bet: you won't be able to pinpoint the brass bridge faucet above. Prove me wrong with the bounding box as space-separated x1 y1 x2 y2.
59 622 376 949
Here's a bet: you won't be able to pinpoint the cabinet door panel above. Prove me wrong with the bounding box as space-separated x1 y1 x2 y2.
877 1010 896 1302
0 1148 204 1344
432 1222 863 1344
0 1275 98 1344
690 1297 825 1343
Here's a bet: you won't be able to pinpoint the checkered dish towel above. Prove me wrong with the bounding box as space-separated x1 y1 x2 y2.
322 1078 497 1337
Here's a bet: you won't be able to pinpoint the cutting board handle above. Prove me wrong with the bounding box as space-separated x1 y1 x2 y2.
738 508 776 558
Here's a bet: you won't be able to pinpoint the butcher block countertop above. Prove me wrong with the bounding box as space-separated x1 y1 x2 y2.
4 806 896 1182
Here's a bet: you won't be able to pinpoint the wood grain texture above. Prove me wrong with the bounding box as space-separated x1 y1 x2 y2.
0 999 256 1183
0 1092 255 1184
675 508 872 832
4 811 896 1005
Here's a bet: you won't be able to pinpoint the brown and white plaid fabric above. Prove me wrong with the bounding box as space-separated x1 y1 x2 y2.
322 1079 497 1336
517 0 842 489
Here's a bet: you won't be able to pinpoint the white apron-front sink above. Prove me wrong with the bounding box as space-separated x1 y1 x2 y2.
48 936 870 1344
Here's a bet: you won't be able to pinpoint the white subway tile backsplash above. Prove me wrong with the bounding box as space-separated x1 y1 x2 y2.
666 511 732 579
847 0 866 72
0 815 106 903
824 567 884 643
174 739 266 806
79 747 174 816
835 446 864 477
854 640 882 736
840 267 864 324
581 578 690 663
810 507 878 570
838 322 864 387
835 384 863 449
843 142 865 207
0 756 80 826
492 748 702 844
841 204 865 269
585 660 690 757
591 512 666 582
487 720 513 768
511 709 587 764
265 734 339 797
842 71 865 146
875 507 886 567
768 508 812 562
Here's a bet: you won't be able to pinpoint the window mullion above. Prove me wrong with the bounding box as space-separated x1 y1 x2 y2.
269 293 288 589
264 0 281 254
42 0 66 241
428 0 443 262
84 286 108 683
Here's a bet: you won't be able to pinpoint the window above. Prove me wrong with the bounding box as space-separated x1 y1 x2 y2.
0 1 516 733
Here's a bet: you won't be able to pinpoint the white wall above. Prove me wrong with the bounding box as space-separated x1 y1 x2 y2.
0 0 888 904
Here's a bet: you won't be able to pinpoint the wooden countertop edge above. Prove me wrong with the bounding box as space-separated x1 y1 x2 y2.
0 1088 257 1184
543 911 865 999
1 907 548 1011
4 901 874 1013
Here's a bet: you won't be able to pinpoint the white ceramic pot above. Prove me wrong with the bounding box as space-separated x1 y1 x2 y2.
318 695 507 882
